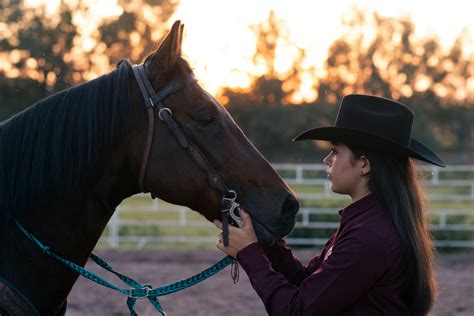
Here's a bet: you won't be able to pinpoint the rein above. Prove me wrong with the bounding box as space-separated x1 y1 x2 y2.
15 220 234 316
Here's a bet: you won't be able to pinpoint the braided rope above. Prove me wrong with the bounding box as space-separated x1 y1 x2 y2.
149 256 234 296
15 221 233 316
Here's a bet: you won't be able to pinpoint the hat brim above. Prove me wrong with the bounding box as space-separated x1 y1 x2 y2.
293 127 445 167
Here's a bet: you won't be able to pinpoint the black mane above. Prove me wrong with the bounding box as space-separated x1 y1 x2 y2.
0 61 133 228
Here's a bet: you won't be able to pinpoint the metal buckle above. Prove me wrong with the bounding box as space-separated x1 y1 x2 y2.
229 204 243 228
129 284 152 299
158 107 173 121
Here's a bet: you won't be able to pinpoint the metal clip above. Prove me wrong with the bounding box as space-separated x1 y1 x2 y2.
129 284 152 299
229 202 243 228
222 190 237 211
222 190 243 228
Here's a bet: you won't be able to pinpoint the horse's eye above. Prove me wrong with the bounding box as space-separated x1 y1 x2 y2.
196 116 214 126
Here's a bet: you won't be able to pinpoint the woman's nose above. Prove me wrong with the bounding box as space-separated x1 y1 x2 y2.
323 154 330 166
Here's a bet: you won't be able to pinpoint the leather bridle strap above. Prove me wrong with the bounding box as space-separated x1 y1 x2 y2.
132 65 155 193
130 62 242 246
131 63 229 194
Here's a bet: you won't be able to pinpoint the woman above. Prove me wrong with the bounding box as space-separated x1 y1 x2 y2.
214 94 445 315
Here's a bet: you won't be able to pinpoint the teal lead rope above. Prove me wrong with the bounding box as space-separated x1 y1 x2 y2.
15 220 235 316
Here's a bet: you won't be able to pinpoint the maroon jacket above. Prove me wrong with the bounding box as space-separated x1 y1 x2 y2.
237 194 409 315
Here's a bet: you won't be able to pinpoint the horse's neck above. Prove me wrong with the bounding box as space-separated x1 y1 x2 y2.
2 171 138 314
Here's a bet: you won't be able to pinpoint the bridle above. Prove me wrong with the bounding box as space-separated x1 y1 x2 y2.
130 60 243 244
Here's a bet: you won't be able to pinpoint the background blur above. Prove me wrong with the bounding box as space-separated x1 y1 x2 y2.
1 0 473 164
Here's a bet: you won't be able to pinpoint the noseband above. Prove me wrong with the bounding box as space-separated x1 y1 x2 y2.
130 61 242 245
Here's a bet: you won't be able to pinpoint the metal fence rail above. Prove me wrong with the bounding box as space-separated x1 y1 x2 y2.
100 164 474 248
272 163 474 200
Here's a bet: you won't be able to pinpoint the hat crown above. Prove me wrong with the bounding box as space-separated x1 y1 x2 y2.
335 94 414 146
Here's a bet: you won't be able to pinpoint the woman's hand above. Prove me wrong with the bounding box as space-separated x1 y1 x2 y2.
213 209 257 258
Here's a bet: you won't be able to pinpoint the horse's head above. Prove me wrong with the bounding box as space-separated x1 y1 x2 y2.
127 21 298 245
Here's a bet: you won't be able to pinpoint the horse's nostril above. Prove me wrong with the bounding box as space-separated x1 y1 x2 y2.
282 194 299 217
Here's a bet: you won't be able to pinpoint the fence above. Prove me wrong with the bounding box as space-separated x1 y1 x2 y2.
100 164 474 249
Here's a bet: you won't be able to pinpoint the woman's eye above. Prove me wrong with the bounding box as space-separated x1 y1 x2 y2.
330 149 337 155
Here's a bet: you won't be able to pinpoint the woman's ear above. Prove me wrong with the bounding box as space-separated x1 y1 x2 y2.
360 155 371 175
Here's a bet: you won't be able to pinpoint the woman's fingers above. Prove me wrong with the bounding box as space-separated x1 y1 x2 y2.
214 210 257 258
241 209 253 228
216 239 226 252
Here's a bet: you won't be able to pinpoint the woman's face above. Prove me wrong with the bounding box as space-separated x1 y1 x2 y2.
323 143 364 197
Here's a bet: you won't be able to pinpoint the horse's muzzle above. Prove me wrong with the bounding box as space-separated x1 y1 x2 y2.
277 193 299 237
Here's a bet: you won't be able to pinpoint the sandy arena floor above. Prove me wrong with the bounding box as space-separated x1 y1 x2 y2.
67 249 474 316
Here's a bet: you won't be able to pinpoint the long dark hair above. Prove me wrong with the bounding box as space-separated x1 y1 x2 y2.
348 146 437 315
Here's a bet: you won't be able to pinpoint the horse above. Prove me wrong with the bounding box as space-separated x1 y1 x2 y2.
0 21 299 315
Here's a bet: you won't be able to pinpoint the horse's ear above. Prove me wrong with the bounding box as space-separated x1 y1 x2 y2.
146 20 184 78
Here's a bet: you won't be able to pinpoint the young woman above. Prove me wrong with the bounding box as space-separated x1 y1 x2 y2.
214 94 445 315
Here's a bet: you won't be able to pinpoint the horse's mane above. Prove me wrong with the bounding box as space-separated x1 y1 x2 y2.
0 61 133 228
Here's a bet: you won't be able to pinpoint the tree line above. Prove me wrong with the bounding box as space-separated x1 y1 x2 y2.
1 2 472 163
223 11 474 164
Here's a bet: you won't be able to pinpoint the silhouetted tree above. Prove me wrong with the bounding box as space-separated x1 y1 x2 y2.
0 0 177 121
224 9 474 163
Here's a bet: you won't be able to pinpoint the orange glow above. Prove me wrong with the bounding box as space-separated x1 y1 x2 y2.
171 0 473 103
414 74 431 92
2 0 474 104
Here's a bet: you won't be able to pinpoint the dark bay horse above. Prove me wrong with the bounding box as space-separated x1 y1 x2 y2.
0 21 299 315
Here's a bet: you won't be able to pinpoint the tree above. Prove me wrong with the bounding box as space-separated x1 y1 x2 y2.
0 1 77 119
224 9 474 163
0 0 178 122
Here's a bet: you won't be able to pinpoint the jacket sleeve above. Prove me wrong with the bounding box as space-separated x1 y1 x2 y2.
260 238 333 286
237 229 391 316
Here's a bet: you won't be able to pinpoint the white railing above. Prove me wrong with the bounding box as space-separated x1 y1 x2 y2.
100 164 474 248
101 206 474 248
272 163 474 200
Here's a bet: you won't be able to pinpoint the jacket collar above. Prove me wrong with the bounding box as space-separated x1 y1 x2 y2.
338 193 378 226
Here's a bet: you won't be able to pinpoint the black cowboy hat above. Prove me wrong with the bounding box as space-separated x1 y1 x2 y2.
293 94 445 167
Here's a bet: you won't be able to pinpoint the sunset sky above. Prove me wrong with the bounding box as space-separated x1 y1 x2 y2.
172 0 473 101
15 0 474 101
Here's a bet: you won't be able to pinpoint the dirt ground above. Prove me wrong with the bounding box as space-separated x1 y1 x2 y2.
67 249 474 316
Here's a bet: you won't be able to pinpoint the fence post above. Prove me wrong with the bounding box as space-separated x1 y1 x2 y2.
179 207 187 225
109 212 119 248
152 198 159 210
432 166 439 184
439 212 446 228
296 165 303 184
302 210 309 227
324 180 331 197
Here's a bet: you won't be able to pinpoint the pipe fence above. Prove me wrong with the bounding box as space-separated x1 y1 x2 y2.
100 164 474 249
